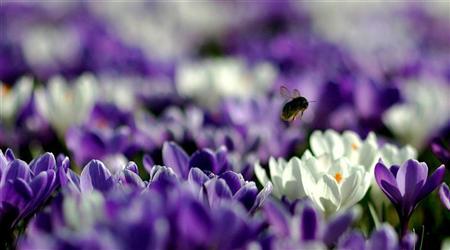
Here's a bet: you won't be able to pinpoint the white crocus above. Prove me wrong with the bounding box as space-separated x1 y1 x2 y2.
383 76 450 149
255 157 306 200
379 143 417 167
176 57 277 107
309 130 379 173
36 74 97 136
255 130 416 214
0 76 33 124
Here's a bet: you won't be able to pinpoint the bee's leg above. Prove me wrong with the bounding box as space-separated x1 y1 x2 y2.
300 110 304 118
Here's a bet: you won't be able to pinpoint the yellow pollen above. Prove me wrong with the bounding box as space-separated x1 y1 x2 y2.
351 143 358 150
0 85 11 96
334 172 343 184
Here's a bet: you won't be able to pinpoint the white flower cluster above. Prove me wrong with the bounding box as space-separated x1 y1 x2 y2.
255 129 416 214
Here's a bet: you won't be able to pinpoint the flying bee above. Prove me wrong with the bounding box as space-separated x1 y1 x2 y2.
280 85 309 122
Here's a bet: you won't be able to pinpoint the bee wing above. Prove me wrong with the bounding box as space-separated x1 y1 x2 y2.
292 89 301 98
280 85 291 99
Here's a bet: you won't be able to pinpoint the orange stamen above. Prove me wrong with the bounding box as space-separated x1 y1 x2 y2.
0 85 12 96
351 143 358 150
334 172 343 184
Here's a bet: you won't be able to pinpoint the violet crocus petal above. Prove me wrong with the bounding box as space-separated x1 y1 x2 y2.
204 178 233 207
390 165 400 177
143 154 154 174
233 182 258 211
416 165 446 203
401 232 417 250
300 202 320 241
337 231 365 250
215 146 230 174
1 178 32 211
66 128 106 165
177 200 212 245
29 153 56 174
4 160 32 183
263 199 290 237
250 182 272 214
162 141 189 179
439 183 450 210
220 171 244 194
189 149 217 174
59 168 80 193
125 162 139 174
188 168 209 186
122 169 145 188
374 162 402 205
396 160 427 208
323 210 357 247
367 224 398 250
80 160 114 193
5 148 15 161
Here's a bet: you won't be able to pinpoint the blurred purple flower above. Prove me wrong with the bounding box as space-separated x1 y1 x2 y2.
431 142 450 167
374 160 445 235
188 168 272 212
20 181 262 250
439 183 450 210
338 224 417 250
0 149 60 235
162 141 234 178
66 102 135 168
261 198 359 249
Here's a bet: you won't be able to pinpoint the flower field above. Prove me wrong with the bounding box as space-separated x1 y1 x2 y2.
0 2 449 250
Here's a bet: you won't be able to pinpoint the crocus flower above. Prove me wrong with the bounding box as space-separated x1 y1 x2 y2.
35 74 97 136
383 76 450 149
255 130 377 213
187 167 272 212
261 198 360 249
162 141 235 178
439 183 450 210
0 76 33 124
20 180 262 250
0 149 60 236
338 224 417 250
374 159 445 235
65 102 135 170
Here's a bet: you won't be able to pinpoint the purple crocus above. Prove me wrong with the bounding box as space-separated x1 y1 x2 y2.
187 167 272 212
338 224 417 250
66 102 135 170
261 198 359 249
162 141 234 178
374 159 445 235
0 149 61 243
59 158 145 194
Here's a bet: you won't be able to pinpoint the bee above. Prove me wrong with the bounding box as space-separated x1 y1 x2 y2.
280 85 309 122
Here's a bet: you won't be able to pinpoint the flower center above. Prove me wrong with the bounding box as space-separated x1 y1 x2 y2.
334 172 343 184
351 143 358 150
0 85 11 96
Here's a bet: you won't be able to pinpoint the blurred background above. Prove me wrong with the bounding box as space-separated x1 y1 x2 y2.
1 1 449 248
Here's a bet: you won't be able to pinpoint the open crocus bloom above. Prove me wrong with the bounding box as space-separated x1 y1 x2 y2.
255 130 377 213
374 160 445 229
35 74 97 137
